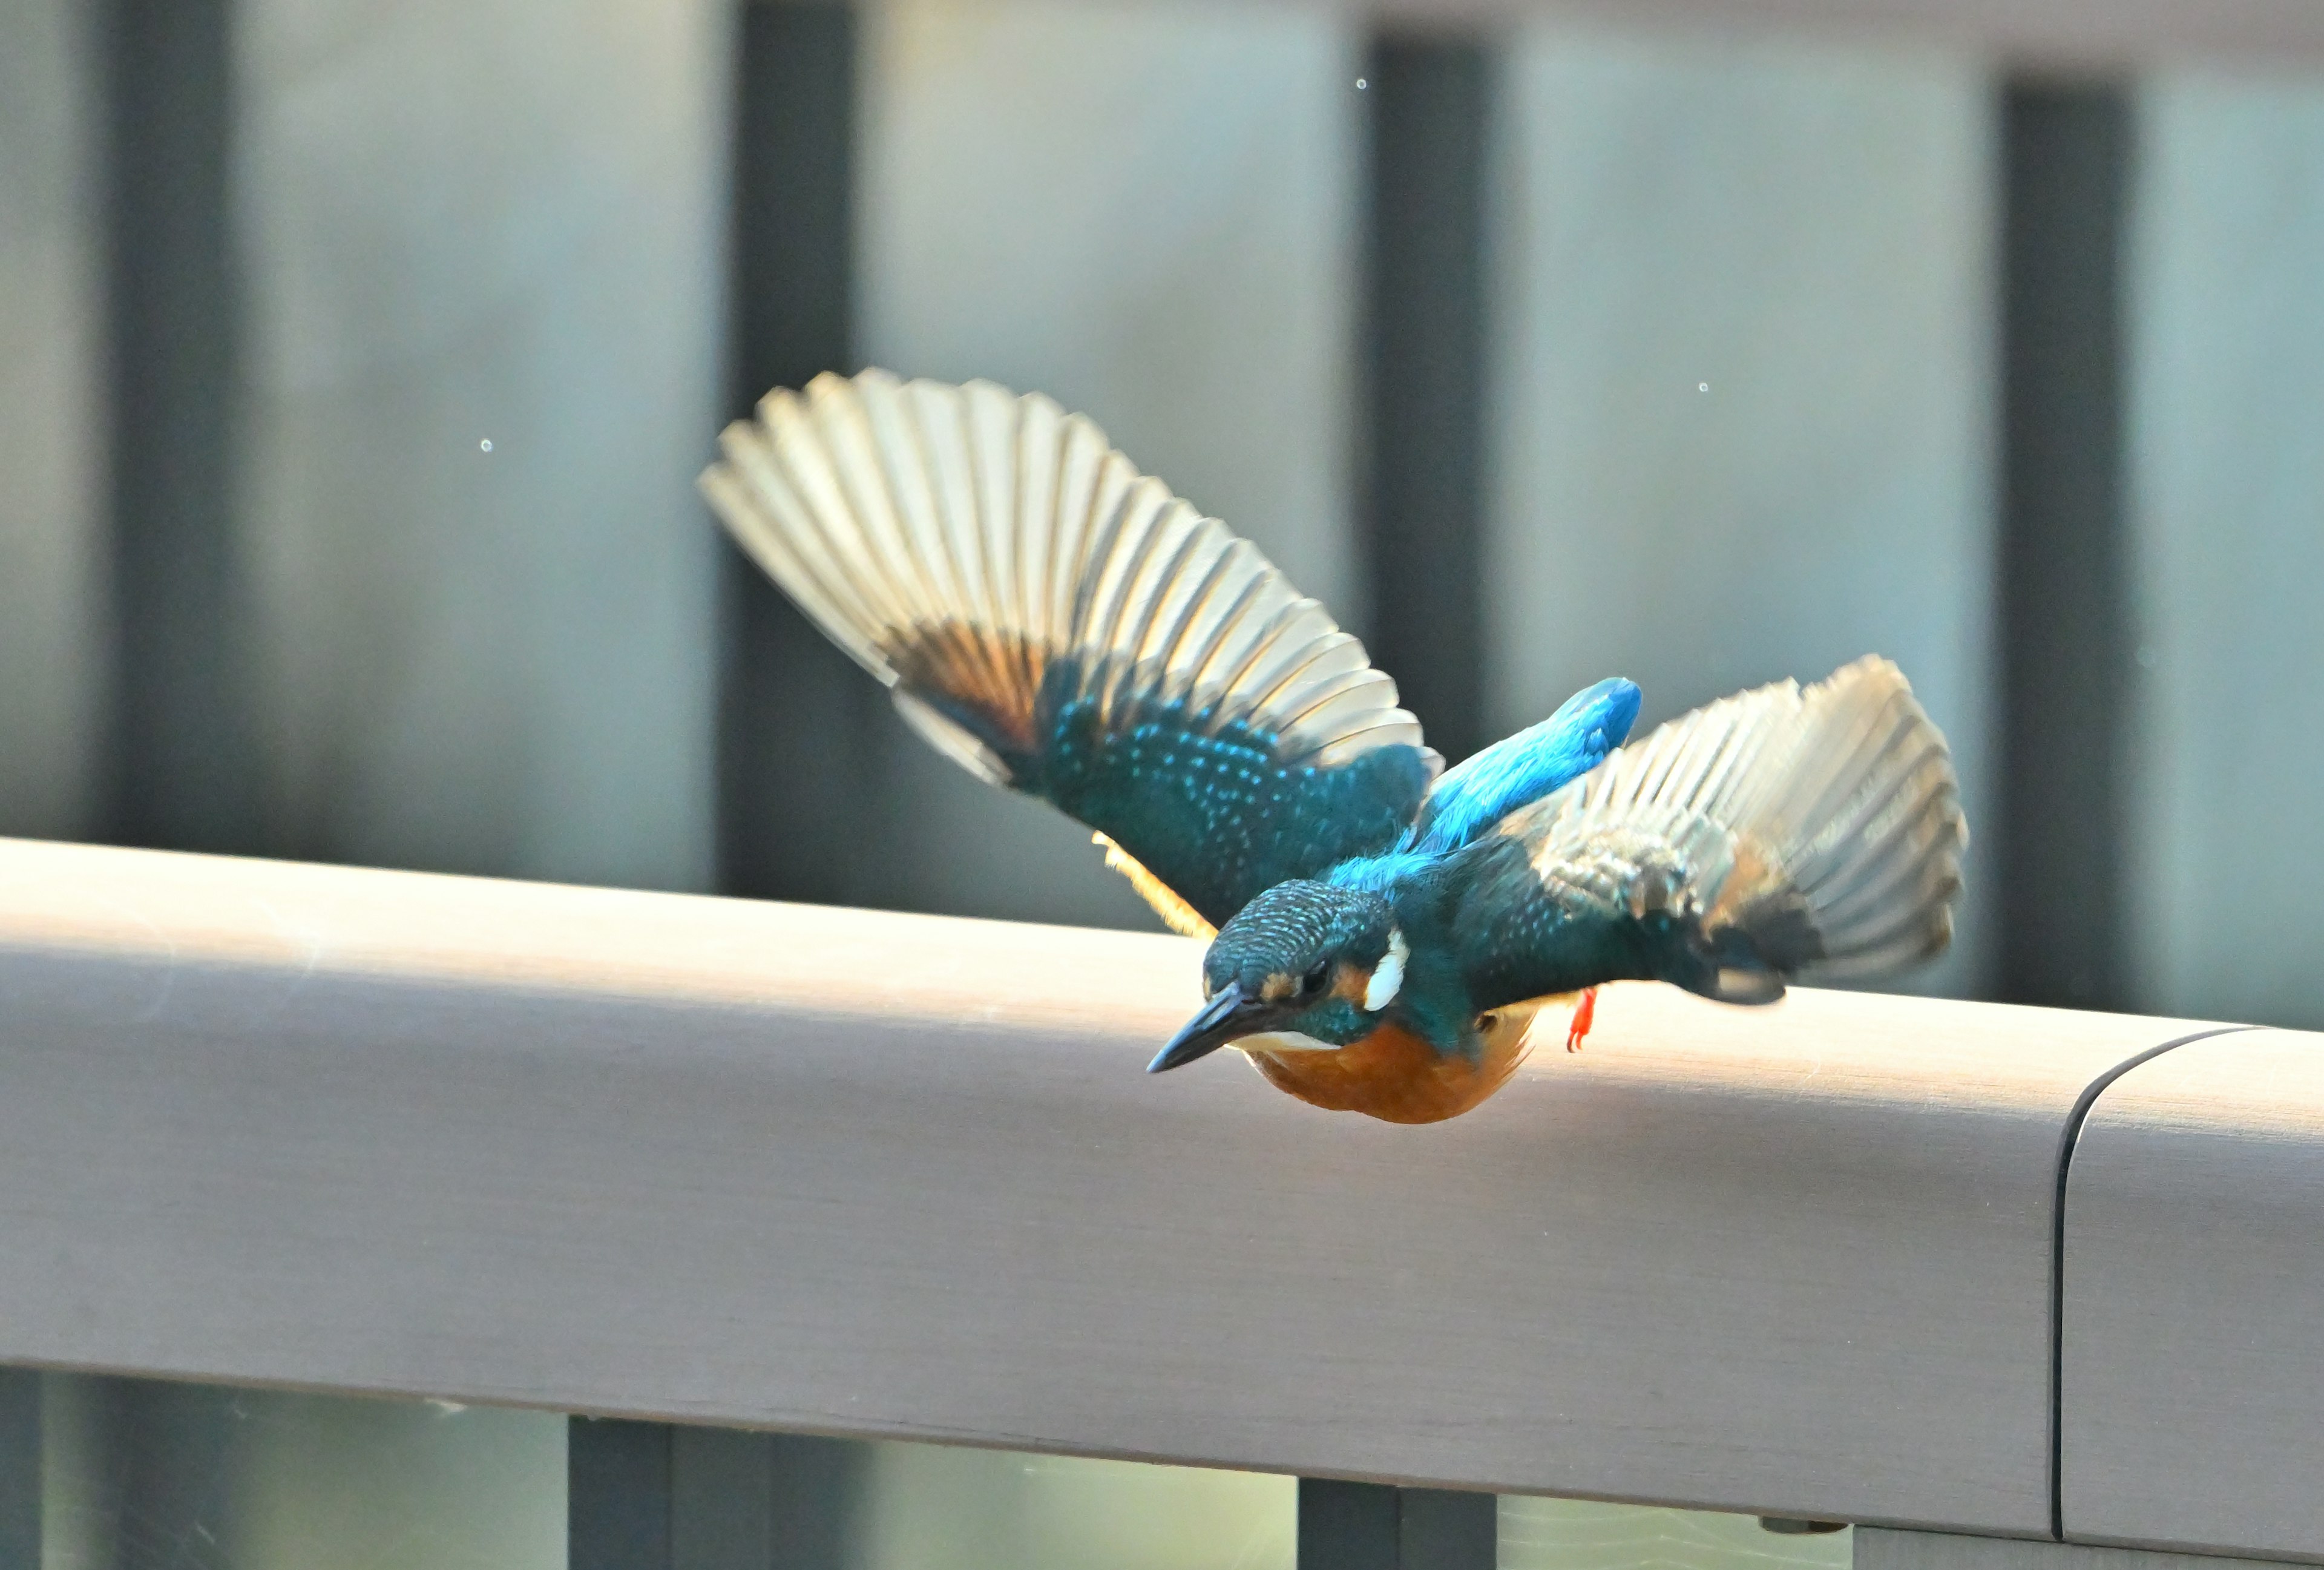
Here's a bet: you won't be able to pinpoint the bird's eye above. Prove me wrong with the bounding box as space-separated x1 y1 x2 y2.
1302 959 1332 994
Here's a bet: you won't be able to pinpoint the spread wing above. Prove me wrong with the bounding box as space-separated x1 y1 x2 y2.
700 369 1439 936
1404 677 1640 855
1452 658 1966 1010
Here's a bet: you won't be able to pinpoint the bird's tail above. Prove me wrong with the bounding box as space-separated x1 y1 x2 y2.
1535 656 1966 1002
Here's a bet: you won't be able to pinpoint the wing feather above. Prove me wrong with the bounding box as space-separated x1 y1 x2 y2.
704 368 1437 928
1465 659 1965 1007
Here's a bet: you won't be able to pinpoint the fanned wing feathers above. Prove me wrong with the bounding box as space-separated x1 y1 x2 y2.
701 369 1439 931
1466 657 1965 1007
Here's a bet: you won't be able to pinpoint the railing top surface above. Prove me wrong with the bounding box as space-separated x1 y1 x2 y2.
2061 1031 2324 1563
989 0 2324 69
0 836 2313 1553
0 831 2200 1085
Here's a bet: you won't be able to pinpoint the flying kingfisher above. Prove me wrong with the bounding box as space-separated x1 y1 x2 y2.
701 369 1966 1124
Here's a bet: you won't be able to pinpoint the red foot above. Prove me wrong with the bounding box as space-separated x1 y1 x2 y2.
1565 986 1598 1053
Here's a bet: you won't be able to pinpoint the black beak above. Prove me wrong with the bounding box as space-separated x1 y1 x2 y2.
1148 981 1285 1073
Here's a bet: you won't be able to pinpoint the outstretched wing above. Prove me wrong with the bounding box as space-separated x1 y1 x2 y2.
1403 677 1640 855
700 369 1439 936
1453 658 1965 1010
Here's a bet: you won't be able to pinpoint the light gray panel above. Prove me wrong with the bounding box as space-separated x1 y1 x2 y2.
1486 33 1993 997
854 0 1359 927
233 0 726 890
853 1444 1291 1570
1861 1529 2296 1570
28 1376 566 1570
2059 1030 2324 1562
1502 1497 1850 1570
229 1392 565 1570
0 0 105 842
0 836 2227 1529
1235 0 2324 67
2125 77 2324 1031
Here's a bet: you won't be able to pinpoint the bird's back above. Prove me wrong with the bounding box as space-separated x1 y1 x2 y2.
1452 657 1965 1014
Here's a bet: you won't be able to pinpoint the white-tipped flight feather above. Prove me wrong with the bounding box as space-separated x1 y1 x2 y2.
700 369 1431 785
1517 656 1966 987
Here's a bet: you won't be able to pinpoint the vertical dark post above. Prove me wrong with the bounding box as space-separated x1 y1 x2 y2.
99 0 262 855
571 1417 674 1570
1361 36 1492 764
763 1434 864 1569
718 0 879 905
100 1378 248 1570
579 1422 864 1570
668 1428 864 1570
87 0 268 1537
671 1429 771 1570
1995 83 2133 1010
1344 36 1498 1541
1300 1478 1497 1570
0 1372 37 1569
609 7 877 1552
1399 1486 1499 1568
1304 1480 1402 1570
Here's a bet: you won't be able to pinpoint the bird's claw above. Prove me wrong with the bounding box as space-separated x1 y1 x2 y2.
1565 986 1598 1052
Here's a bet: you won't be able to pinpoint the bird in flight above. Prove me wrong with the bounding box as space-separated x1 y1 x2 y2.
701 370 1966 1124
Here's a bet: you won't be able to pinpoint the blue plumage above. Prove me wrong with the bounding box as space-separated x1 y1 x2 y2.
1322 678 1639 908
1032 662 1434 928
704 369 1968 1124
1402 678 1642 855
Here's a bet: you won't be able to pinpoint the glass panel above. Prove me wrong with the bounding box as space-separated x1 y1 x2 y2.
853 1442 1292 1570
34 1375 563 1570
1502 1496 1852 1570
10 1371 1865 1570
2126 71 2324 1030
1485 28 1994 1002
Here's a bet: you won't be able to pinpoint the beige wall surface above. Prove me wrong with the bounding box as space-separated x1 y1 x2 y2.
234 0 727 892
0 0 107 844
2127 74 2324 1032
1487 31 1995 999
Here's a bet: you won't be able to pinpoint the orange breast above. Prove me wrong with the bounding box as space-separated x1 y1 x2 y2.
1242 1007 1548 1125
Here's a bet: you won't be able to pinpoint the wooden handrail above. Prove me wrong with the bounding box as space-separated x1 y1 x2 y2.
0 835 2311 1555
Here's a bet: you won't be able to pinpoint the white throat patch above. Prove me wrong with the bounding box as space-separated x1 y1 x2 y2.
1363 925 1409 1011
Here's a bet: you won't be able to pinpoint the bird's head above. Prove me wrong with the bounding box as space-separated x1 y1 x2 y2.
1148 881 1407 1073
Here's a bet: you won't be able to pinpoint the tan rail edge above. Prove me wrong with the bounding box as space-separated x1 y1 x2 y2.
0 837 2316 1558
979 0 2324 69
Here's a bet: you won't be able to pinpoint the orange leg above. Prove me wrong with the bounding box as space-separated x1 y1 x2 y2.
1565 986 1598 1053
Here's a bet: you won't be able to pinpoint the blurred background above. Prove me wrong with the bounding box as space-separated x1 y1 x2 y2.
2 0 2320 1563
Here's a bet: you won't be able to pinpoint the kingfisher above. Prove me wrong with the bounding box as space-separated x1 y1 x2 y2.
701 369 1967 1124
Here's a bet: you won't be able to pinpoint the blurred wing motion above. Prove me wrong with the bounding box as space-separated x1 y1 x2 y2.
700 369 1438 936
1405 676 1641 855
1460 657 1965 1008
